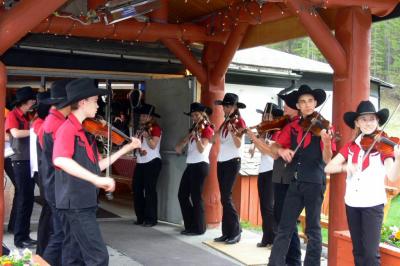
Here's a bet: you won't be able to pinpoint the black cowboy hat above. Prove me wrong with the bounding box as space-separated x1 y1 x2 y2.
284 84 326 110
57 78 110 109
184 102 212 116
256 102 283 117
343 100 389 129
31 91 51 109
42 79 72 108
12 86 36 105
135 103 161 118
215 93 246 109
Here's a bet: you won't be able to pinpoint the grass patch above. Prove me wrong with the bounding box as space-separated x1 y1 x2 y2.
385 195 400 227
240 220 262 232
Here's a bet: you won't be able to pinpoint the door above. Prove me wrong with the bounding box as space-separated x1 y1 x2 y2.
145 77 196 224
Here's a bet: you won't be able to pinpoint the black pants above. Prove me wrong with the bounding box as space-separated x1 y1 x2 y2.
12 160 35 245
269 181 325 266
346 204 384 266
258 170 275 244
59 207 108 266
4 157 16 233
178 162 209 234
43 205 64 266
217 158 241 238
34 172 53 256
133 158 162 224
273 183 301 266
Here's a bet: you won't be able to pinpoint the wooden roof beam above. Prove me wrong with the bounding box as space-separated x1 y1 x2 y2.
286 0 347 76
210 23 249 85
0 0 69 55
29 15 229 44
162 38 207 84
309 0 399 17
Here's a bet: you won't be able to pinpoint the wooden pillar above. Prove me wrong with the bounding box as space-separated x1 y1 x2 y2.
0 62 7 255
201 43 226 226
329 7 372 266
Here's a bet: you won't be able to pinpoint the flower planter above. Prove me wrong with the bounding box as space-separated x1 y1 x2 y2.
334 230 400 266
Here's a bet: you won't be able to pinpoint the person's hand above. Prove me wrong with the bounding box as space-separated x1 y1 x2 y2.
278 148 294 162
320 129 332 145
175 145 183 155
94 176 115 192
142 131 150 139
123 137 141 152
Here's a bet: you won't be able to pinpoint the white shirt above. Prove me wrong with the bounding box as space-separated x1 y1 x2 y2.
29 128 38 178
259 153 274 173
186 139 212 164
217 130 243 162
136 135 161 164
341 135 389 207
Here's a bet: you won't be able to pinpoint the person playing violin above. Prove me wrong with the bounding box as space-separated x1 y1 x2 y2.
325 100 400 266
267 85 335 266
5 86 37 249
213 93 246 244
246 92 302 264
52 78 141 266
132 103 162 227
251 103 284 248
175 102 214 236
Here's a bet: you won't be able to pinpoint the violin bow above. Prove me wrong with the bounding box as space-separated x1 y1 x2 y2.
292 94 331 155
105 80 114 200
361 102 400 163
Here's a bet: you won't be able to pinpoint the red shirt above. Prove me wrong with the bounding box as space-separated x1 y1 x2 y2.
40 109 66 148
277 117 336 152
5 107 29 132
32 118 44 135
220 117 246 138
190 125 214 143
53 113 99 164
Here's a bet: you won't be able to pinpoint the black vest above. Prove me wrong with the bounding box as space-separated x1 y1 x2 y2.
286 127 326 184
272 157 295 184
41 132 57 205
9 115 29 161
55 133 100 209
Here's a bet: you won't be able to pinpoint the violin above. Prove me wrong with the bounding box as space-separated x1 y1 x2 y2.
190 118 213 135
360 130 400 156
83 118 131 146
299 112 330 136
221 111 245 137
249 115 290 135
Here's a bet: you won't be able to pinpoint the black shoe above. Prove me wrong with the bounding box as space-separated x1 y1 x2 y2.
133 220 144 225
214 235 228 242
24 238 37 245
183 231 204 236
225 234 241 244
257 242 272 247
180 230 190 235
15 241 36 249
143 222 157 227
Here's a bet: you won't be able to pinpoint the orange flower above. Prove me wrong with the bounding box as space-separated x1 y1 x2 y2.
395 231 400 240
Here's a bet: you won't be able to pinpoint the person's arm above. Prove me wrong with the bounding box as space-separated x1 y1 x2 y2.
98 137 141 171
54 157 115 192
142 126 161 149
246 130 277 159
320 129 333 164
324 153 347 174
384 145 400 182
175 133 191 155
9 128 30 138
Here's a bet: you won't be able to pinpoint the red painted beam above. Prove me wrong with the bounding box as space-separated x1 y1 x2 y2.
29 15 229 44
309 0 399 17
210 23 249 85
0 0 69 55
162 38 207 84
0 62 7 255
286 0 347 76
